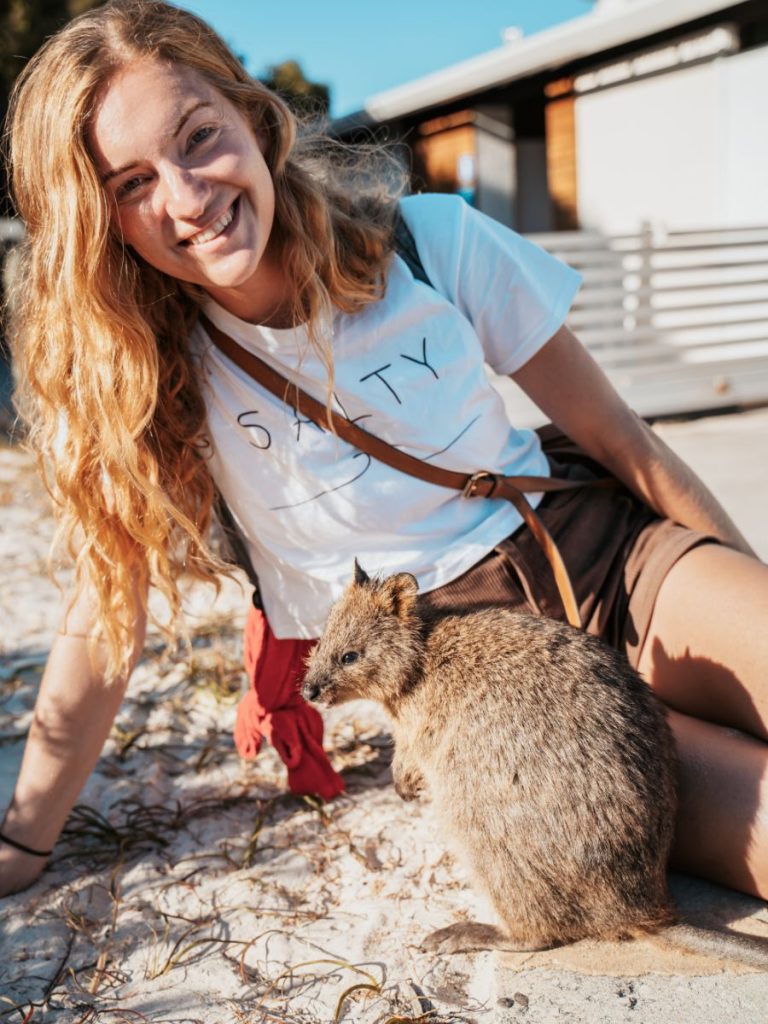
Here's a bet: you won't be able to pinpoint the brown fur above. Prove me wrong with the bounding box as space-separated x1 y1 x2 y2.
303 564 768 965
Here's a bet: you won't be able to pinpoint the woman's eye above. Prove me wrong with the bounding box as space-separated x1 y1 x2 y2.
188 125 215 148
341 651 359 666
115 175 147 200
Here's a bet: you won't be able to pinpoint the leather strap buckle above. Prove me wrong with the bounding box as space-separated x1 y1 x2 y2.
462 470 500 499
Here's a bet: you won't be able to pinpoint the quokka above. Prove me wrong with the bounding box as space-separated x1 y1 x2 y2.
303 561 768 967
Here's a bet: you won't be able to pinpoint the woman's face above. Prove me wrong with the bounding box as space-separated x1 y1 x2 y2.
89 59 278 315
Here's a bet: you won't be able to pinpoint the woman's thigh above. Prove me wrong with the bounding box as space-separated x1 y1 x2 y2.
637 544 768 741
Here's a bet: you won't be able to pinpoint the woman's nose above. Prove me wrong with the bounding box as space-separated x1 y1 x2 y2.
158 163 212 222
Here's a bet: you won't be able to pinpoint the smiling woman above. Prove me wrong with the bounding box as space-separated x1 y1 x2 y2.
3 0 768 915
0 0 402 894
89 60 280 316
5 0 397 687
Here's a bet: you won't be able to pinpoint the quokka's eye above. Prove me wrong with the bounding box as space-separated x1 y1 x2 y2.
341 651 359 666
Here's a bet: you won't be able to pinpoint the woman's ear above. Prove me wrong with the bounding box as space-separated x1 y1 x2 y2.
255 127 269 156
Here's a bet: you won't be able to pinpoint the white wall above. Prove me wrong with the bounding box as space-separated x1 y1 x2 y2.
574 46 768 232
720 46 768 226
474 104 516 228
575 60 720 232
475 134 516 228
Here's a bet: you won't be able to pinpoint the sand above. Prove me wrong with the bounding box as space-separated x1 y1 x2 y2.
2 410 768 1023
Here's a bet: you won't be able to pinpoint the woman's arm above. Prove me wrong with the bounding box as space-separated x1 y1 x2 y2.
511 325 755 557
0 584 146 897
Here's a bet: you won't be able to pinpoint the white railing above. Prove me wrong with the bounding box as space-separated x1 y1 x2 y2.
495 224 768 425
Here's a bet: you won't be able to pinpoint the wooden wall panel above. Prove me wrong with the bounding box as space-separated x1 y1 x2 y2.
414 112 476 194
545 90 579 230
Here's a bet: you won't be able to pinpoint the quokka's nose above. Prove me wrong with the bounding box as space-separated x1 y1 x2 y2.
304 681 322 702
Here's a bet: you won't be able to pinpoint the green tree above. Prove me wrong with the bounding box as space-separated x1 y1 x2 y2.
0 0 105 212
0 0 104 94
260 59 330 119
0 1 105 433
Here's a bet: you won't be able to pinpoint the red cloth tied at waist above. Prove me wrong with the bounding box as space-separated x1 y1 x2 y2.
234 604 345 801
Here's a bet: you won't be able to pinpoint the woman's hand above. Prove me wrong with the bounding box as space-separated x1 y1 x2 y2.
512 325 756 557
0 843 48 898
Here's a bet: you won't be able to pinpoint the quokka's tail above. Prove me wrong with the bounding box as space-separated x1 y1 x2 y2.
655 922 768 969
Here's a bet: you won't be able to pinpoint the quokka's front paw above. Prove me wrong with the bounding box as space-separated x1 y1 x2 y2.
393 773 423 801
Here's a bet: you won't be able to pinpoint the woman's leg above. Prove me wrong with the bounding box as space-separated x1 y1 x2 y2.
637 544 768 898
665 709 768 897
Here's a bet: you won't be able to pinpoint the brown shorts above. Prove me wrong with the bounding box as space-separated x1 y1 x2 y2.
419 429 717 669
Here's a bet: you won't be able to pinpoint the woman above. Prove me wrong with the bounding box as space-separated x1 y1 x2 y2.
1 0 767 901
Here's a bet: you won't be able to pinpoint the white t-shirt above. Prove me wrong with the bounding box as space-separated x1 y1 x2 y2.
190 194 581 638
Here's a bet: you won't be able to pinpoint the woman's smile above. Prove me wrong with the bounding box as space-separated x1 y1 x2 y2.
181 198 237 247
88 58 284 320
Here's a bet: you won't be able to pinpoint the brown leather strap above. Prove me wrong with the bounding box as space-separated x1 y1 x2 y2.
201 314 610 628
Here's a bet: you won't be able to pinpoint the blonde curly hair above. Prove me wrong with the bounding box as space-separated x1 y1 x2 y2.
7 0 404 679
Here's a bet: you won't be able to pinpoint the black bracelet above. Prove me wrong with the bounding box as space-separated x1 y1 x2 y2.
0 830 53 858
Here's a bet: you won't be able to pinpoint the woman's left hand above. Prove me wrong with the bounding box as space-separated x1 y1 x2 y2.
0 843 47 898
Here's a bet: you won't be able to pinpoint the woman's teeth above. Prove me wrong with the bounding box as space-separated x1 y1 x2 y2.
188 204 234 246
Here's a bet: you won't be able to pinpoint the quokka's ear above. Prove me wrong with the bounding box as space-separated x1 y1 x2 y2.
378 572 419 618
353 558 371 586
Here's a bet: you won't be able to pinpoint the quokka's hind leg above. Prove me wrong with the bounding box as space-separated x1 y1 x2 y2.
422 921 551 955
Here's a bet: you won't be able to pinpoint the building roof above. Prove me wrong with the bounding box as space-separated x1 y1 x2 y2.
364 0 740 121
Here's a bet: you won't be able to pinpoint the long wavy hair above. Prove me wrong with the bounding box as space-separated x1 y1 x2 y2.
7 0 405 680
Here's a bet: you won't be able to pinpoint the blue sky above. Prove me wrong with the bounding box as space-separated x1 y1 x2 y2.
180 1 597 117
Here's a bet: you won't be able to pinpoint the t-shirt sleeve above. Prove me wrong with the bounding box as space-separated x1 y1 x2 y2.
400 194 582 375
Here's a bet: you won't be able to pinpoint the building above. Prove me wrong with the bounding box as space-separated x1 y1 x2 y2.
335 0 768 420
338 0 768 235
